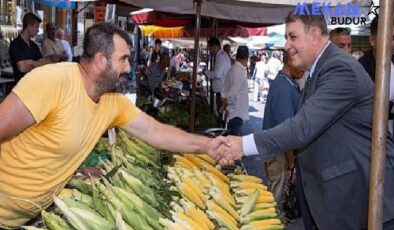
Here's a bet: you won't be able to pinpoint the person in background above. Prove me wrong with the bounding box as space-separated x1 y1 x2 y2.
262 51 303 211
8 13 55 84
329 27 352 54
147 52 170 92
223 44 235 65
204 37 231 126
0 22 226 228
221 46 249 136
215 10 394 229
266 51 282 85
359 16 394 133
253 53 268 102
148 38 162 66
41 22 68 62
56 27 73 62
140 43 149 66
170 47 183 72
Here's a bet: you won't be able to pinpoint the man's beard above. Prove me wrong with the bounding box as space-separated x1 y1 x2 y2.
96 63 125 94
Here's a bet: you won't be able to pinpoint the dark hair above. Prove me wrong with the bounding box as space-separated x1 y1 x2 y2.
155 39 162 45
82 22 132 62
370 16 379 36
285 6 328 36
208 37 221 48
236 46 249 60
23 12 42 30
329 27 351 39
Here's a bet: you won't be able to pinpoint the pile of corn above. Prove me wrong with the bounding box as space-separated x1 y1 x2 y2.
23 131 282 230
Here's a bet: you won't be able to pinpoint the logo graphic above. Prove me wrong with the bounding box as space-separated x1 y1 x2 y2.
367 1 379 18
293 1 375 26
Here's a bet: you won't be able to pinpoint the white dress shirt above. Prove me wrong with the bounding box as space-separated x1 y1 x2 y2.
60 39 73 62
221 61 250 121
205 49 231 93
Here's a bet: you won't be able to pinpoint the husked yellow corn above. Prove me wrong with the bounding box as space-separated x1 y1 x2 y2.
229 174 263 184
195 154 216 165
206 200 237 227
180 182 205 209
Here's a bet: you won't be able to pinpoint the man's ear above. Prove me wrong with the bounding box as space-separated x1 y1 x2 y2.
95 52 107 71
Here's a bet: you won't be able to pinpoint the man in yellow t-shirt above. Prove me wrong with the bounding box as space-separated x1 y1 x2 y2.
0 22 227 228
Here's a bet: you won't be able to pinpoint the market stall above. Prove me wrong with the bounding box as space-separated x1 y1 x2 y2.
23 132 283 230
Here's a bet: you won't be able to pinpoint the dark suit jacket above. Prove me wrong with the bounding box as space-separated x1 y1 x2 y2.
253 43 394 229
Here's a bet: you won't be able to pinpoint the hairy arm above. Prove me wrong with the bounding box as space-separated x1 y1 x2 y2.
120 112 224 154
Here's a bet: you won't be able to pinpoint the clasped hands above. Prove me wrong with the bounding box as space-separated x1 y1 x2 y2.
207 135 245 165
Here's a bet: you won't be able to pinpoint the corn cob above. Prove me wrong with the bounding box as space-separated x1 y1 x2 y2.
244 218 282 227
252 202 277 212
195 154 216 165
206 210 239 230
240 224 284 230
174 155 196 169
159 218 184 230
192 167 211 188
112 186 161 220
70 189 94 208
179 181 205 209
119 169 159 207
96 181 152 230
92 181 115 223
236 194 275 205
53 197 90 230
182 175 205 201
229 174 263 184
41 210 72 230
233 188 272 197
240 208 277 224
172 210 205 230
204 171 230 193
69 207 115 230
180 199 214 230
115 212 135 230
58 188 73 199
61 198 96 212
240 189 260 217
210 186 235 207
231 182 267 190
186 154 230 184
206 200 237 227
210 189 240 221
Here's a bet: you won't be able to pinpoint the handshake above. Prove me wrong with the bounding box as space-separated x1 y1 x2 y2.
207 135 246 165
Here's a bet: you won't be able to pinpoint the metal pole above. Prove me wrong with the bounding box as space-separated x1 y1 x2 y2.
368 0 394 229
188 0 202 132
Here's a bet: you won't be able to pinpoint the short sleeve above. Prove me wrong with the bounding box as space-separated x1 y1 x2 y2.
12 65 62 123
109 94 142 127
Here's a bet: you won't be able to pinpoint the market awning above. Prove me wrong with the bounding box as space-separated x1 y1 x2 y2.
30 0 76 9
131 9 192 27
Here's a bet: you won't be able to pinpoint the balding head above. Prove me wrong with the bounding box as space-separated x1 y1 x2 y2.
45 22 57 41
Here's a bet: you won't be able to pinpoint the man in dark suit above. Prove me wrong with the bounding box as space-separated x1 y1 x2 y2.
215 11 394 230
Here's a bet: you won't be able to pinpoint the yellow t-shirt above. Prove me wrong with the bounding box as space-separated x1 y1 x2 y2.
0 62 141 228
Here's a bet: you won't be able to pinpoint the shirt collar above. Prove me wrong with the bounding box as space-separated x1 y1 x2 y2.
309 41 330 78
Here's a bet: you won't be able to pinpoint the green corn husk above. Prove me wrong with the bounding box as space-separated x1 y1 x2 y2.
96 180 152 230
240 189 260 217
119 169 158 207
53 197 90 230
41 210 73 230
69 207 114 230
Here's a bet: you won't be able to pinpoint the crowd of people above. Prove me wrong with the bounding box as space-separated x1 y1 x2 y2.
1 8 394 230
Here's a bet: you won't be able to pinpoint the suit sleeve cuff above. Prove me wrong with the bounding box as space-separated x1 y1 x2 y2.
242 134 259 156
